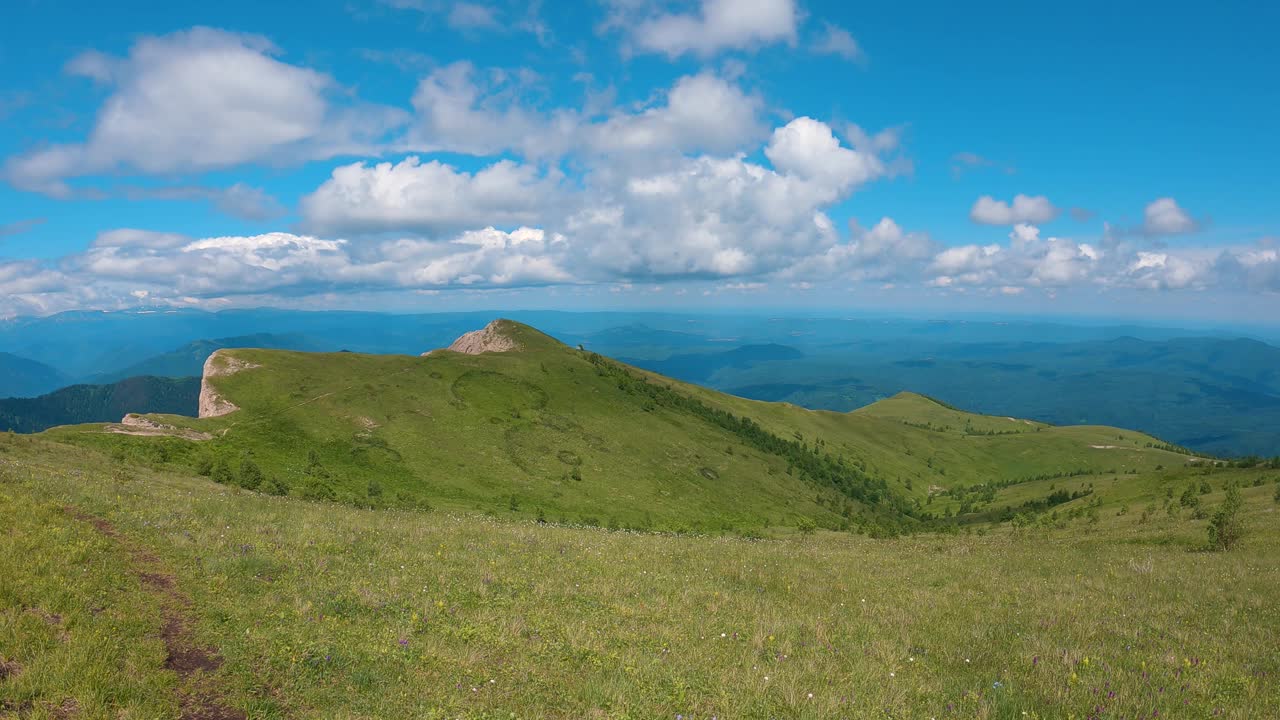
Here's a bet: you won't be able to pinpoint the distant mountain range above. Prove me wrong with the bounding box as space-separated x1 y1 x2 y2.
2 308 1278 456
0 376 199 433
0 352 68 398
621 343 804 382
84 333 321 384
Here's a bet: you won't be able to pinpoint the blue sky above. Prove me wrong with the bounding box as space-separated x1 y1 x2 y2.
0 0 1277 322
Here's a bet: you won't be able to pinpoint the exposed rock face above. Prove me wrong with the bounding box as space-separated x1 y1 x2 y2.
423 320 520 356
198 350 260 418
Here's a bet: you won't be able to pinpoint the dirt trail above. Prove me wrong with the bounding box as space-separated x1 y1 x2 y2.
63 507 246 720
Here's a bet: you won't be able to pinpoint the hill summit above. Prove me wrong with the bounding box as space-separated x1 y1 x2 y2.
48 319 1198 535
424 318 524 356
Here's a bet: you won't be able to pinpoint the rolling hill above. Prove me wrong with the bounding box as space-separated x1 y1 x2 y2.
83 333 320 384
5 319 1277 718
0 352 67 398
0 376 199 433
48 320 1202 535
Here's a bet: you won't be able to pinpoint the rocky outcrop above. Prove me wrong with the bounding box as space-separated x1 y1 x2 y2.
106 414 212 441
198 350 260 418
423 320 520 356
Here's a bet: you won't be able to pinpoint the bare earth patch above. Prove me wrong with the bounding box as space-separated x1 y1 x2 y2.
63 507 246 720
0 656 21 681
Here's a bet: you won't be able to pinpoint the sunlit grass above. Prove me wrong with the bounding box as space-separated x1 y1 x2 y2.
2 435 1276 718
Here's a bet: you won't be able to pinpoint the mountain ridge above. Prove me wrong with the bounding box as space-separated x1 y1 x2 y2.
41 319 1201 536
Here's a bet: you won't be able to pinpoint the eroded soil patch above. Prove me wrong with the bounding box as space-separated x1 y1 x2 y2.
63 507 246 720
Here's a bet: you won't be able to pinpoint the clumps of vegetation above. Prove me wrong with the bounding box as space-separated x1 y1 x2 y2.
1225 455 1280 469
1143 440 1202 456
1207 483 1246 551
238 458 263 490
586 353 916 535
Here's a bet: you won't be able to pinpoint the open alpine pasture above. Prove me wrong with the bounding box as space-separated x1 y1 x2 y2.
2 329 1278 719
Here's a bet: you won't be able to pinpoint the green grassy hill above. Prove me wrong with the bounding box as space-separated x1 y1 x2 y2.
4 319 1278 718
46 320 1204 536
1 431 1276 719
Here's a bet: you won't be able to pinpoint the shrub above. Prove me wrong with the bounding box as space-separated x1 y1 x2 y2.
796 517 817 534
211 457 234 485
1179 484 1199 508
238 459 263 490
195 456 214 477
1208 484 1245 551
262 477 288 496
301 479 336 502
1273 483 1280 505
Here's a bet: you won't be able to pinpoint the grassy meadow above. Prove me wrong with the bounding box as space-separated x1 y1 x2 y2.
2 432 1277 719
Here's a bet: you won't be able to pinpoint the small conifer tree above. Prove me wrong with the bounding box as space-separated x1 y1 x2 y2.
1208 484 1245 551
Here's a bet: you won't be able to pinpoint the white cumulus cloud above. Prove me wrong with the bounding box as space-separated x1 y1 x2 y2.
300 157 559 235
630 0 798 58
970 194 1060 225
1143 197 1199 235
3 28 405 196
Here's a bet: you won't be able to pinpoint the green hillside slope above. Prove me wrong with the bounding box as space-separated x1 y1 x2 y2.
46 320 1205 536
1 433 1276 719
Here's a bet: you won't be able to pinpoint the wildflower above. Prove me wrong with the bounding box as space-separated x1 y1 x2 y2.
889 672 895 678
807 693 814 699
993 681 1003 690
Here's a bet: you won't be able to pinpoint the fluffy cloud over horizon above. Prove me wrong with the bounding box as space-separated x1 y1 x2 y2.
625 0 799 58
970 194 1059 225
3 28 405 197
0 13 1274 321
1143 197 1200 236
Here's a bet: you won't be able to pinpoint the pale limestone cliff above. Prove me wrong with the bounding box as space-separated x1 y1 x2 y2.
198 350 260 418
422 320 520 357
